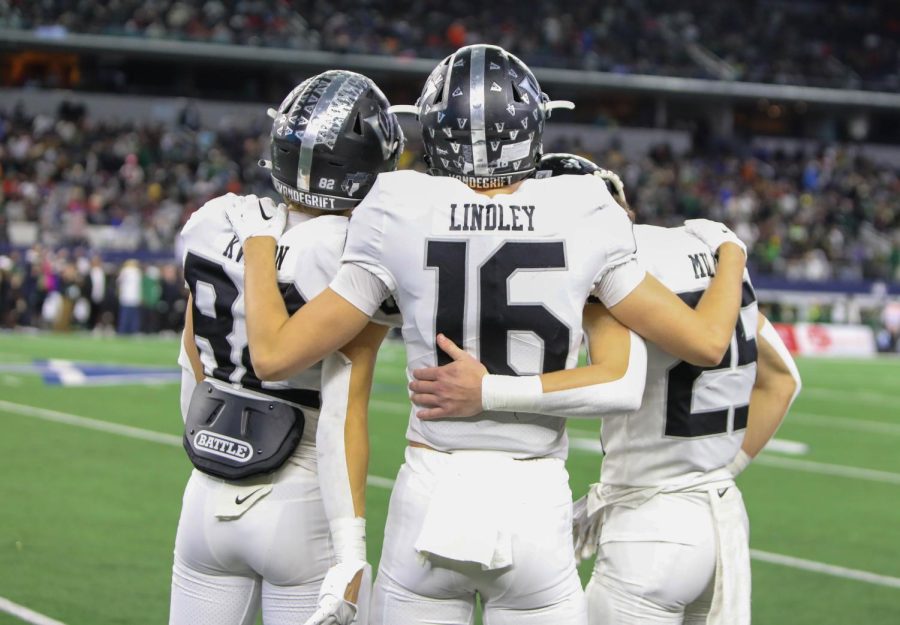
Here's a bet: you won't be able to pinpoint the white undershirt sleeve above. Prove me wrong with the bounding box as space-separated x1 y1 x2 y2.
759 318 802 403
316 352 366 563
329 263 392 318
481 330 647 418
591 258 646 308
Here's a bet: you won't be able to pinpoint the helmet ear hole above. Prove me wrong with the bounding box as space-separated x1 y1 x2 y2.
511 83 525 103
353 112 364 136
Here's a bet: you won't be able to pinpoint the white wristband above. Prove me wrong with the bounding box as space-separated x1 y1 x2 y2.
481 374 544 412
481 374 543 413
480 331 647 419
726 449 753 477
331 517 366 563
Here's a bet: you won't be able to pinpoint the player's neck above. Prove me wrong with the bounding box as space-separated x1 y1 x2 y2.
471 180 525 198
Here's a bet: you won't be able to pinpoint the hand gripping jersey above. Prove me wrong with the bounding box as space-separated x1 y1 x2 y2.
599 224 759 488
179 194 351 466
341 170 644 458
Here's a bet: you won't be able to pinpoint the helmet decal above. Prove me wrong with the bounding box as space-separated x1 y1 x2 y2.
468 45 489 177
267 70 403 210
415 45 545 187
296 73 369 192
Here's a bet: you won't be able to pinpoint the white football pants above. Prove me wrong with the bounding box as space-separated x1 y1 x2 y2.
371 446 587 625
585 488 748 624
169 463 333 625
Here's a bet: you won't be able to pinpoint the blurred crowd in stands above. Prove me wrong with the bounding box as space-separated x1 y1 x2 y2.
2 102 898 284
1 0 898 91
1 99 899 341
0 245 186 334
0 100 272 252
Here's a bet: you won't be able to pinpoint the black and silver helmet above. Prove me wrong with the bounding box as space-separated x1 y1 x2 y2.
264 70 404 211
536 153 628 207
397 44 572 189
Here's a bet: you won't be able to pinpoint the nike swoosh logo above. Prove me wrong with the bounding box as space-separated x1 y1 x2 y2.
235 488 263 505
717 487 729 498
258 200 273 221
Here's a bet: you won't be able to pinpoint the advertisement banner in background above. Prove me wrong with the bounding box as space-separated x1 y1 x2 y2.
786 323 877 357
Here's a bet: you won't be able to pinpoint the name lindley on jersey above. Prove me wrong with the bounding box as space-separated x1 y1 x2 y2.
223 234 291 271
448 202 536 232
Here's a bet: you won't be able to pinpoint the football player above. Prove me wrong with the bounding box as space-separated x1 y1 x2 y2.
171 70 403 625
415 153 802 625
231 45 747 624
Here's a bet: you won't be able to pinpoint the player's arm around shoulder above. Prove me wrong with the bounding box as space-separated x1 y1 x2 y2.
231 193 371 380
408 305 647 421
608 226 747 367
499 303 647 418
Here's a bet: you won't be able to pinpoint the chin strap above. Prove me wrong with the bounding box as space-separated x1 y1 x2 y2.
543 100 575 117
387 104 419 116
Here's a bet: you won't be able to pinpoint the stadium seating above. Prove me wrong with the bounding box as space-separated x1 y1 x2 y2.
1 0 897 90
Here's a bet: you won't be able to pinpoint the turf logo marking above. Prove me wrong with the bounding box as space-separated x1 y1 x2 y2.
192 431 253 462
0 360 183 386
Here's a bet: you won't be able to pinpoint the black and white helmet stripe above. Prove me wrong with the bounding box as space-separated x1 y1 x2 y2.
264 70 404 211
295 74 361 192
406 44 573 188
468 45 489 177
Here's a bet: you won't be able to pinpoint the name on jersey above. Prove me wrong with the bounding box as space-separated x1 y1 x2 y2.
193 431 252 462
449 203 536 232
223 235 290 271
448 173 517 188
273 179 337 210
689 252 716 279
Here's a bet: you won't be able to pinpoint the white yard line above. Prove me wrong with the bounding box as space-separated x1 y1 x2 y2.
369 399 409 413
797 356 900 367
802 387 900 407
367 475 396 489
0 597 68 625
11 398 894 485
0 400 182 446
752 455 900 485
761 439 809 455
4 399 900 592
0 398 395 488
569 438 604 453
567 432 900 484
789 412 900 436
750 550 900 589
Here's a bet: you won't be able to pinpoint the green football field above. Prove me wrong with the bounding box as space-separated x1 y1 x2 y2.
1 332 899 624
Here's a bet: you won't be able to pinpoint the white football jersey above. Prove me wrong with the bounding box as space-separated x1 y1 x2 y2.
180 194 350 464
599 224 759 488
342 170 643 458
